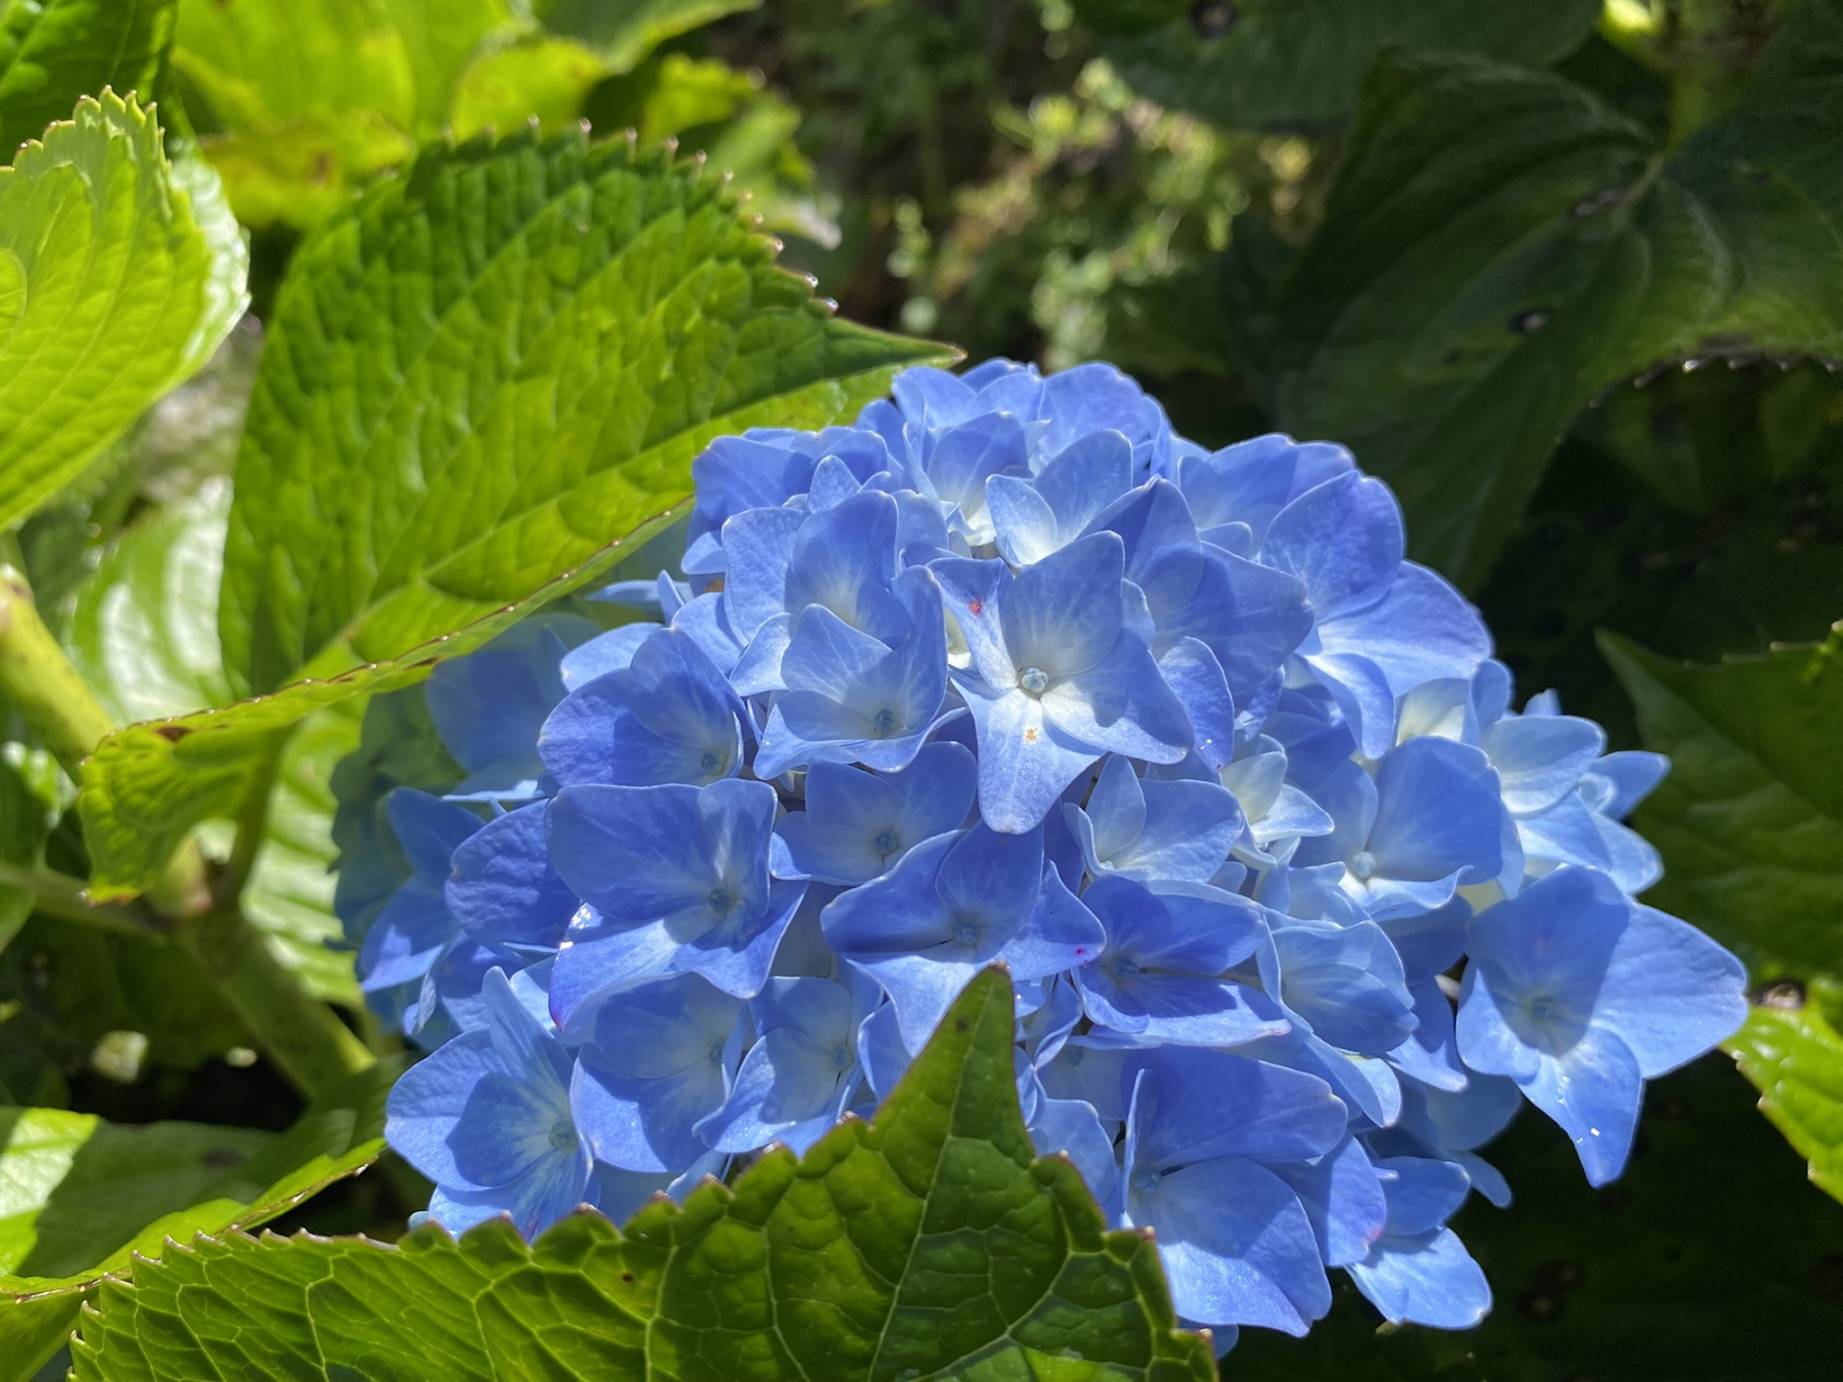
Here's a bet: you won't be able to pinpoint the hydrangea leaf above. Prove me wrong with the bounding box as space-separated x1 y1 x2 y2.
537 0 761 73
1601 627 1843 985
0 1058 398 1301
1604 627 1843 1201
0 91 248 532
0 0 176 149
71 971 1215 1381
65 488 360 998
1728 994 1843 1203
73 132 946 902
1067 0 1598 126
1254 2 1843 585
170 0 521 225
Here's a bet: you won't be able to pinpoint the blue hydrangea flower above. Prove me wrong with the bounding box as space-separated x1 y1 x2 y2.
340 357 1747 1347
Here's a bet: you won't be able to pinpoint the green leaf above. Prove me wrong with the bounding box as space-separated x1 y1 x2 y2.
0 1061 396 1311
1604 626 1843 1201
1601 627 1843 985
222 131 942 691
1257 1 1843 585
0 1290 82 1382
537 0 760 74
65 489 359 998
77 131 941 901
1728 995 1843 1202
72 971 1214 1380
1068 0 1598 126
171 0 521 226
0 1058 397 1297
0 0 176 150
68 489 233 725
0 91 248 532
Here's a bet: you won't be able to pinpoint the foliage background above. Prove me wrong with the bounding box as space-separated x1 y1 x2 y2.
1 0 1840 1377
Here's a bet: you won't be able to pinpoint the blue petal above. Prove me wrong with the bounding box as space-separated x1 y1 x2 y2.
1483 713 1605 816
1131 1156 1331 1336
1520 1022 1644 1186
1348 1227 1491 1329
445 803 578 951
1262 471 1402 622
959 682 1103 834
1270 1135 1388 1268
1594 904 1746 1077
1127 1047 1347 1168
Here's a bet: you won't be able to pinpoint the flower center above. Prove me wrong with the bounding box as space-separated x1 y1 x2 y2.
952 913 982 947
873 828 901 858
831 1046 852 1073
871 707 899 737
699 748 723 775
1349 849 1378 882
1113 956 1142 981
1130 1166 1161 1195
1017 665 1050 695
548 1120 576 1152
707 884 737 915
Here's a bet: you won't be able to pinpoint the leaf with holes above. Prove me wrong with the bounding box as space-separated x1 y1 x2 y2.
1254 0 1843 585
0 0 176 149
0 91 247 532
71 971 1215 1381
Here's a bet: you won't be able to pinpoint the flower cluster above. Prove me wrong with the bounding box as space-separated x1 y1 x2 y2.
338 359 1747 1343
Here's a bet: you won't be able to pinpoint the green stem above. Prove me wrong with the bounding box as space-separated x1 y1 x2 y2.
0 861 167 938
2 563 371 1095
0 566 117 777
179 903 374 1094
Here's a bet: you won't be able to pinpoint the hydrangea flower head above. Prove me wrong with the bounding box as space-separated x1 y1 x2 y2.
344 358 1746 1345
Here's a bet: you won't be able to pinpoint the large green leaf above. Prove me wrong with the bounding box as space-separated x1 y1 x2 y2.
221 131 940 690
170 0 521 225
1068 0 1598 126
0 91 248 532
72 971 1214 1380
75 130 943 901
0 1059 396 1297
1604 625 1843 1200
1601 627 1843 986
0 0 175 150
1254 0 1843 585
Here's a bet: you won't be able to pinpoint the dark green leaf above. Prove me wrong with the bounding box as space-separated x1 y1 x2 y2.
0 0 175 150
0 92 248 532
1601 627 1843 985
1604 626 1843 1200
1260 0 1843 584
1069 0 1597 126
72 971 1214 1380
0 1059 397 1297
